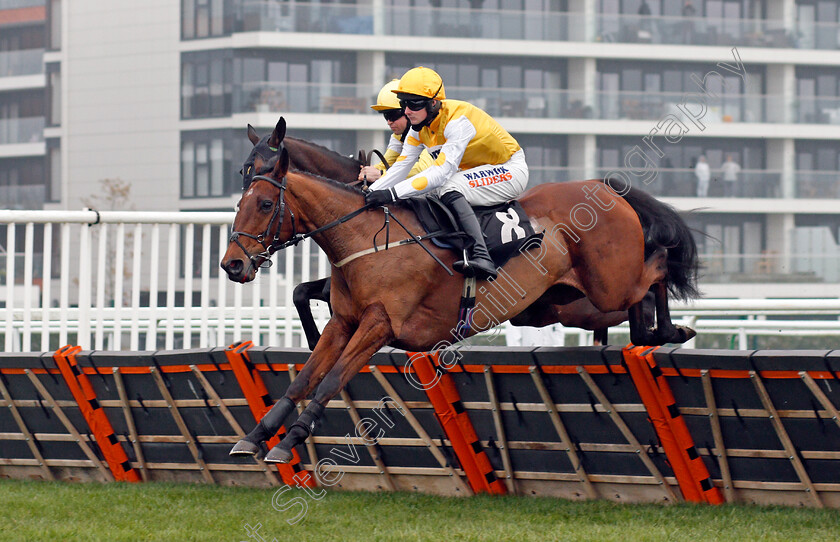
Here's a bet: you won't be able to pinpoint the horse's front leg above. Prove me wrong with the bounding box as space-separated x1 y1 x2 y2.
229 315 352 456
265 302 394 463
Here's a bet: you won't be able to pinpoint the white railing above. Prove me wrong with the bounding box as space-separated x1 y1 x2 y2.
2 210 840 352
0 210 331 352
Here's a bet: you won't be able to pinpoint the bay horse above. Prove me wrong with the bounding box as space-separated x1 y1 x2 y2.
221 126 698 463
247 119 664 350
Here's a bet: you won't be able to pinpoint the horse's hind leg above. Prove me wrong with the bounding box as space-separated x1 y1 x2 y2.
230 315 352 457
651 282 696 344
293 277 332 351
265 302 394 463
629 285 695 345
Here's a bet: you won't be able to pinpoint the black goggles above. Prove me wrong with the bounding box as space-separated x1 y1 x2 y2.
399 97 431 111
382 109 404 122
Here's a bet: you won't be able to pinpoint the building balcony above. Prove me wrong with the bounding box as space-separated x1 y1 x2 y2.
595 13 798 48
0 183 45 210
795 96 840 125
0 49 44 78
237 1 571 41
596 168 782 198
0 116 44 145
225 2 839 51
221 83 793 126
796 171 840 199
224 81 377 117
594 91 784 124
698 252 838 284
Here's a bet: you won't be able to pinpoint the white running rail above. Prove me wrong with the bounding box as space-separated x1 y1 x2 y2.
2 210 840 352
0 210 331 352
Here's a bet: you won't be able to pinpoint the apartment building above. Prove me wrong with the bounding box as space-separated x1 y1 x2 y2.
2 0 840 299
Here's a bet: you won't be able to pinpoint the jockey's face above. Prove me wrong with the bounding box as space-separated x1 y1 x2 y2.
385 113 408 135
405 102 432 125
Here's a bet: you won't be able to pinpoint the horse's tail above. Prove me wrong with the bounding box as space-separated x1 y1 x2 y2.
602 178 700 301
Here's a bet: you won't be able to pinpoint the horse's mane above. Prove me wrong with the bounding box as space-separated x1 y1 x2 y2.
285 136 361 168
291 169 366 196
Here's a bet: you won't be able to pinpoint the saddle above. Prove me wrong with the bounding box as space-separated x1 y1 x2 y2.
407 196 543 270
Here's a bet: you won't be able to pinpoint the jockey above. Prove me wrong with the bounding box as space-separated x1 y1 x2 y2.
358 79 435 184
366 66 528 281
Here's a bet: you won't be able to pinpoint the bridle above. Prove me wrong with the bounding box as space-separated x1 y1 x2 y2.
229 172 373 275
229 173 296 274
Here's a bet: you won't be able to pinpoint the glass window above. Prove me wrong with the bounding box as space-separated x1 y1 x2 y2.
182 0 232 39
48 0 62 50
47 64 61 127
48 140 60 203
181 141 195 198
181 51 233 119
182 131 239 198
210 139 224 195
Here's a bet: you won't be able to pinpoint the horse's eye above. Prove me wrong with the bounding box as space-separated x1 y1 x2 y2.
260 200 273 212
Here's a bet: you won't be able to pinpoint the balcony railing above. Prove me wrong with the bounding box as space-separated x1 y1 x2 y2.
0 184 45 210
796 171 840 199
698 252 840 283
594 91 784 123
527 167 580 185
795 96 840 125
227 82 798 125
0 49 44 78
796 20 840 50
240 0 373 34
239 1 573 40
596 168 782 198
229 3 838 50
383 5 571 41
0 117 45 145
596 13 794 48
232 81 378 115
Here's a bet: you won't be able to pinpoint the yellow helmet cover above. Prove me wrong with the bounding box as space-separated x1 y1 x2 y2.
394 66 446 100
371 79 402 111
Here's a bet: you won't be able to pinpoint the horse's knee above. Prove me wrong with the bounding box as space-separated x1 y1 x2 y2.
314 374 342 404
286 376 313 402
293 283 313 308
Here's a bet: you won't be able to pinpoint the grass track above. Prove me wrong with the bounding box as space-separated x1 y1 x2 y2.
1 479 838 541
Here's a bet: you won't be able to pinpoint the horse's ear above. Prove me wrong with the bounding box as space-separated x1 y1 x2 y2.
268 117 287 149
273 148 290 178
357 150 367 165
247 124 260 146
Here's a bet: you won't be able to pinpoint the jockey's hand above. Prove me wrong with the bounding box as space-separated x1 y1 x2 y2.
358 166 382 183
365 188 397 207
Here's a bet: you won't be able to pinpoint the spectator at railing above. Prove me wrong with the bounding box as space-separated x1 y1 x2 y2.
721 154 742 198
695 155 710 197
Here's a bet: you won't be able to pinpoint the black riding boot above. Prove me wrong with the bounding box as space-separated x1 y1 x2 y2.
441 191 497 281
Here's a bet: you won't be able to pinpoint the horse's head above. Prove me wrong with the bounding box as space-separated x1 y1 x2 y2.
242 117 286 190
222 147 293 282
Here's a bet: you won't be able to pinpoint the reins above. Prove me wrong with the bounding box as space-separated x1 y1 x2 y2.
230 173 453 275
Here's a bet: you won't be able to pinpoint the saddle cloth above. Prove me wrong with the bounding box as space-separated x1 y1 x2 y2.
407 196 543 269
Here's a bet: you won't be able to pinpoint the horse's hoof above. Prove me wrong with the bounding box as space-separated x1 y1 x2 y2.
229 439 261 456
264 446 293 463
676 325 697 342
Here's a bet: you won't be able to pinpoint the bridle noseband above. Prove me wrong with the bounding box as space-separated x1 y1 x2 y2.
229 173 297 273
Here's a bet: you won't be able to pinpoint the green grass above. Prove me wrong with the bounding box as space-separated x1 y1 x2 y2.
0 479 838 541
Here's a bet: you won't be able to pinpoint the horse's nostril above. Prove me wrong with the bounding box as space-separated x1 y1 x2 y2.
223 259 244 275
